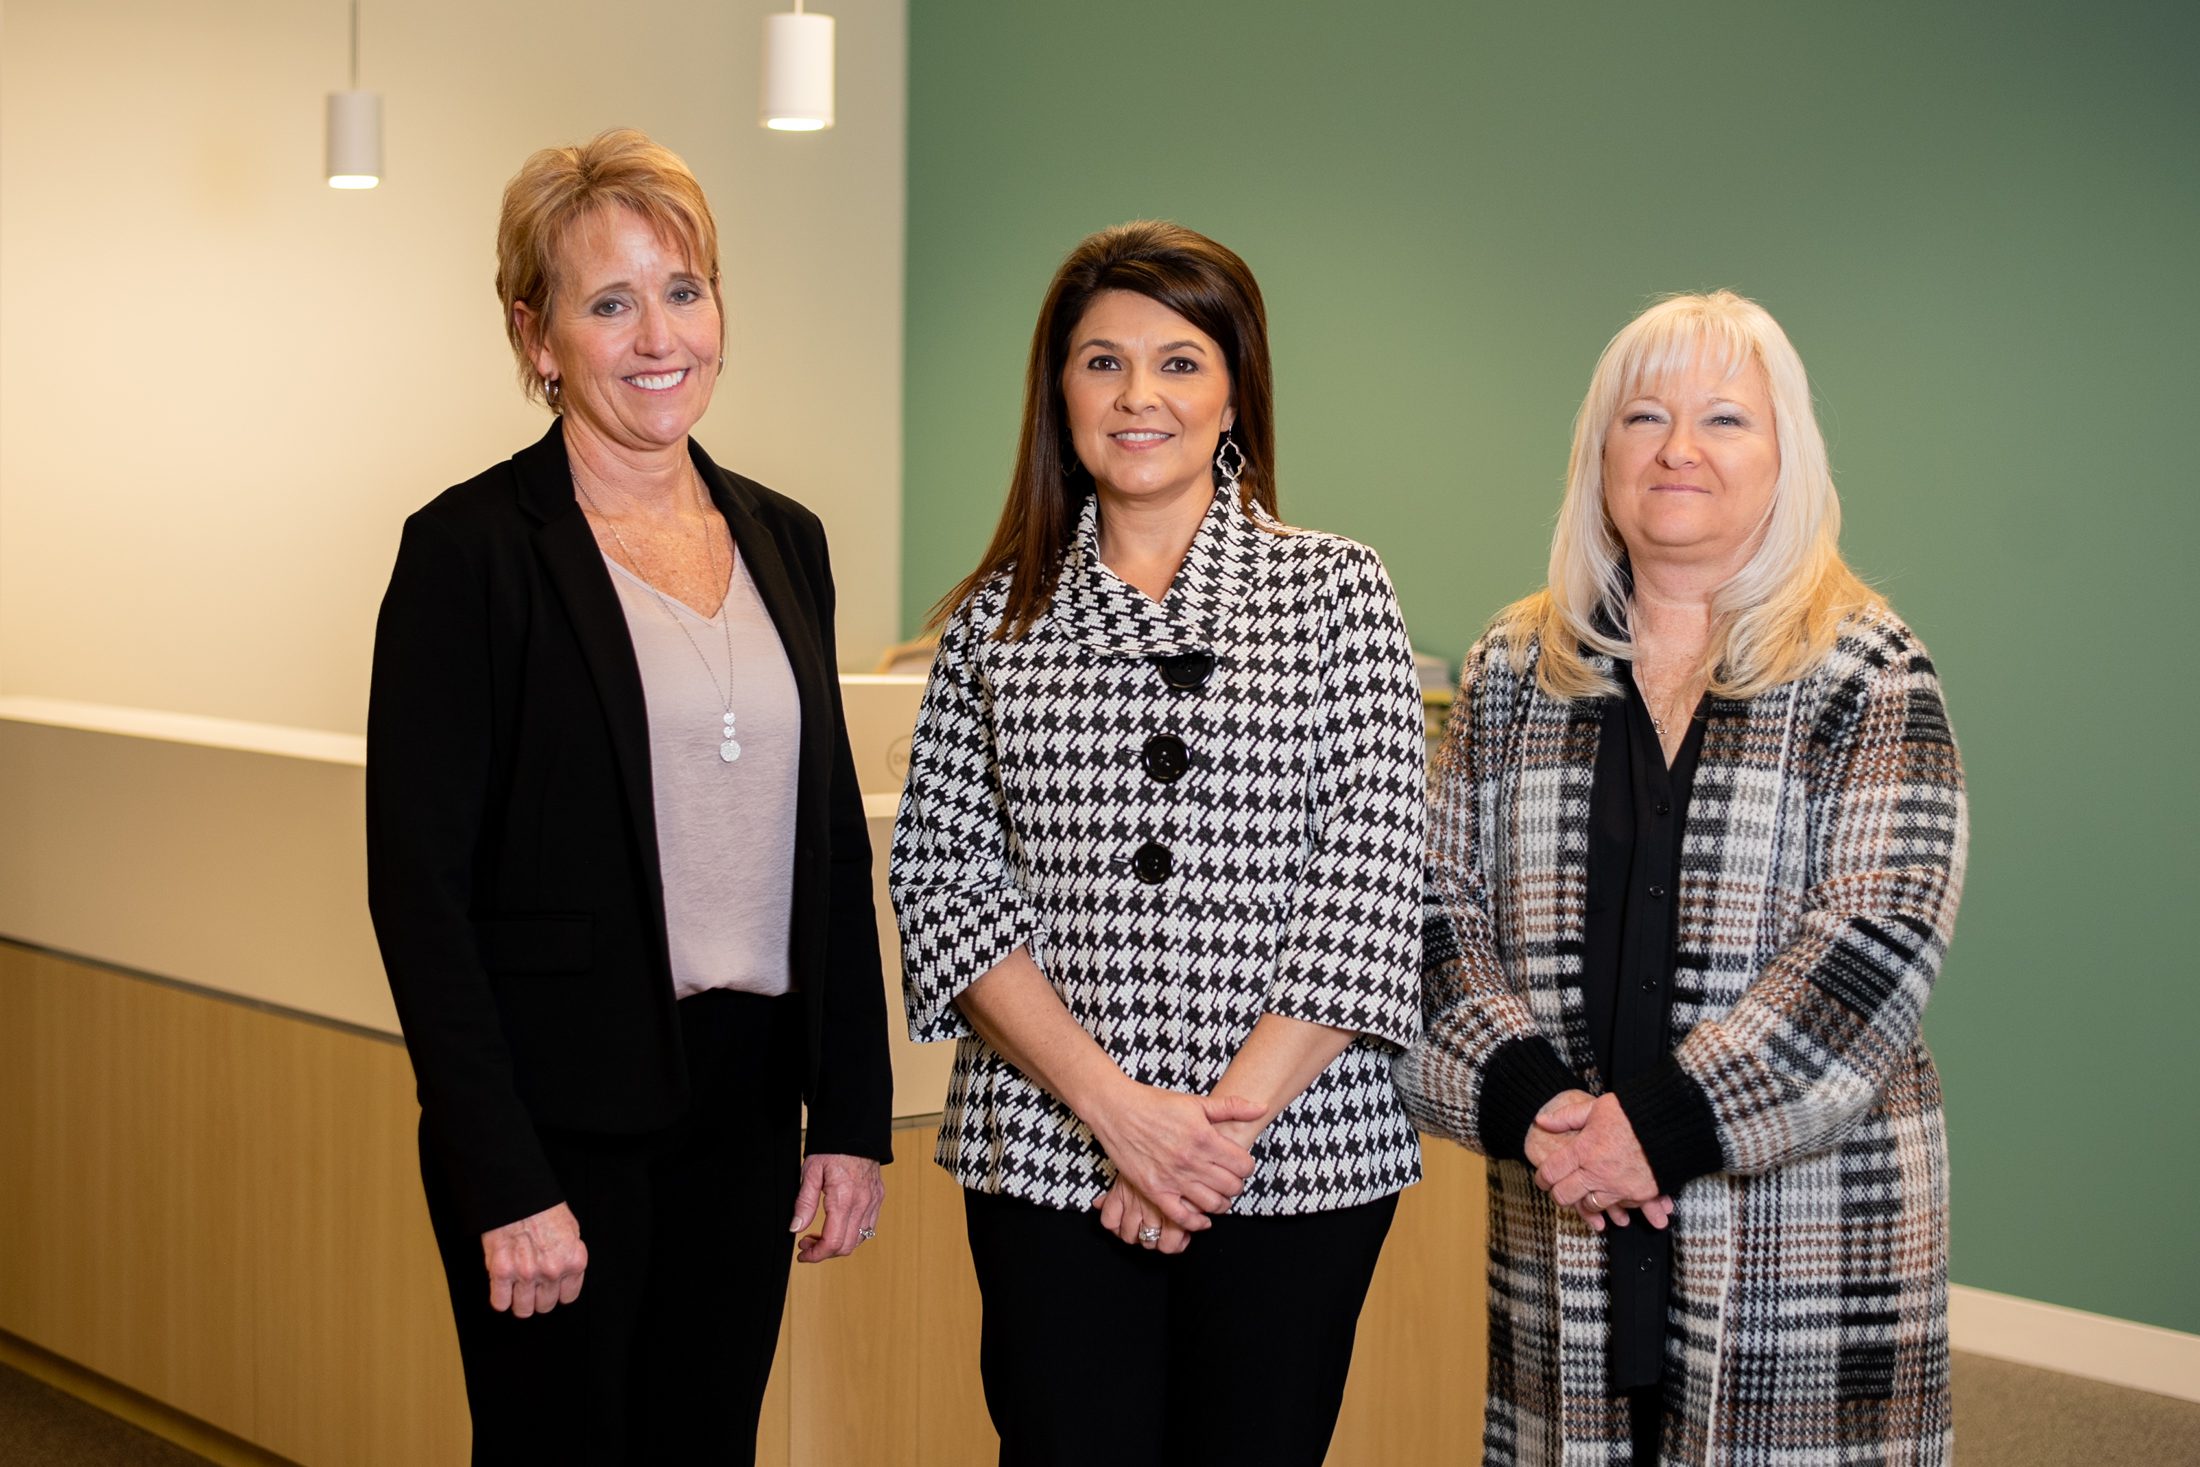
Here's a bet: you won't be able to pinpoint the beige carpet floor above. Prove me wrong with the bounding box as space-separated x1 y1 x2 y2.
1953 1351 2200 1465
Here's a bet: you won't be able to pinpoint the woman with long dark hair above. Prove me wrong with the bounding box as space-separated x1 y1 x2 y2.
890 220 1426 1466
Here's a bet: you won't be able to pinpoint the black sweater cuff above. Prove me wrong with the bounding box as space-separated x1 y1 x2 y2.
1477 1036 1582 1163
1612 1056 1725 1192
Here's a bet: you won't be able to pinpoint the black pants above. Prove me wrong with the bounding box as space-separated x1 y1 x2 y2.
420 990 804 1466
963 1187 1399 1467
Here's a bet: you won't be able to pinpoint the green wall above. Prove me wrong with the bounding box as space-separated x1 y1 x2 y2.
902 0 2200 1334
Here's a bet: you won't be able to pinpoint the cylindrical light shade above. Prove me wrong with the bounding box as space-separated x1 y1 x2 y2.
761 12 834 131
326 90 382 188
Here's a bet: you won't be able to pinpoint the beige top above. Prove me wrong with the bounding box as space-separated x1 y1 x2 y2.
603 549 802 999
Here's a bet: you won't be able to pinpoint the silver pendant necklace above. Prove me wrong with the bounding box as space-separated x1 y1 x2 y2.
1633 665 1696 742
573 468 745 763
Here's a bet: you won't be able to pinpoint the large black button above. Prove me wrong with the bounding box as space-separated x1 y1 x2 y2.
1151 651 1216 692
1142 733 1190 783
1132 840 1173 884
1641 975 1661 992
1654 800 1672 818
1647 884 1667 900
1638 1256 1655 1273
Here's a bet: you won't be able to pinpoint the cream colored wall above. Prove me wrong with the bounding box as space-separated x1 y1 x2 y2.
0 0 906 732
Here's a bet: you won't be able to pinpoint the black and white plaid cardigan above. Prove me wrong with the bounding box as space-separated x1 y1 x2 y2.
891 489 1425 1215
1396 611 1967 1466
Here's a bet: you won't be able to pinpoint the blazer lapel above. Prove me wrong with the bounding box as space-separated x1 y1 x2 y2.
512 423 664 902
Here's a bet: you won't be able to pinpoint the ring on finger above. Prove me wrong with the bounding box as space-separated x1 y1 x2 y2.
1586 1191 1602 1210
858 1226 877 1242
1137 1225 1162 1245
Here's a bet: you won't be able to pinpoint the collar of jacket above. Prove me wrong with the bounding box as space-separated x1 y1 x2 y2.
1048 486 1276 657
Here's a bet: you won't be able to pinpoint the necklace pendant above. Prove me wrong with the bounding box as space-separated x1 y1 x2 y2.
720 738 742 763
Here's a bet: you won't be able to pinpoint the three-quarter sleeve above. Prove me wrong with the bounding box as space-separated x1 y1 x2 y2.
1393 634 1578 1157
1261 545 1425 1050
889 596 1042 1042
1657 624 1967 1176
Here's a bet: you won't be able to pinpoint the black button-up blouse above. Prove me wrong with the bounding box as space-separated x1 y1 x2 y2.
1582 667 1707 1390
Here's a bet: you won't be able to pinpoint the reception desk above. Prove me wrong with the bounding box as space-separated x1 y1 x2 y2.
0 688 1485 1466
0 682 951 1109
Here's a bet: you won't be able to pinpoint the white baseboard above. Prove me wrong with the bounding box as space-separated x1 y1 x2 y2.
1950 1284 2200 1403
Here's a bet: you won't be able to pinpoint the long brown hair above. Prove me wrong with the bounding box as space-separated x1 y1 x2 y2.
932 220 1279 638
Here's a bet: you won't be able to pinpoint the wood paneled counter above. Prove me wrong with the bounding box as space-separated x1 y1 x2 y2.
0 689 1487 1464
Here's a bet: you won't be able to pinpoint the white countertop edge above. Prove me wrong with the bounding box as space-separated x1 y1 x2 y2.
0 699 915 805
0 696 368 766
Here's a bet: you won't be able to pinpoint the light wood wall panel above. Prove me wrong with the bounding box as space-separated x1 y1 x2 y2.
2 943 1489 1466
0 943 469 1465
1330 1139 1489 1463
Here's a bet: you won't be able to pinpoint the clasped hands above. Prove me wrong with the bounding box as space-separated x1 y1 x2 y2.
1089 1082 1264 1256
1528 1089 1673 1233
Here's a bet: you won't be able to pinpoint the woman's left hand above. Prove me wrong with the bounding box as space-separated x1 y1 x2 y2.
1098 1176 1190 1255
1534 1093 1662 1219
790 1152 885 1263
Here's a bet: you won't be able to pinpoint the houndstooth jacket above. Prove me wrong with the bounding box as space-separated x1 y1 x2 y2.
1395 611 1967 1466
891 488 1425 1215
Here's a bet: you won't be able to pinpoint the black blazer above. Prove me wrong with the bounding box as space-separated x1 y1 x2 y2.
367 421 892 1236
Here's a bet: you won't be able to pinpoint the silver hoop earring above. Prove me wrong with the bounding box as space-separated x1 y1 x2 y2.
1214 432 1247 492
543 376 562 406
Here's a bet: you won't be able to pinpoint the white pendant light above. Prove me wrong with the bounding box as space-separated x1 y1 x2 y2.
326 0 382 187
761 2 834 132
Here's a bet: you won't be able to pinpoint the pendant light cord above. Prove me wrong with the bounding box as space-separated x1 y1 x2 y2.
349 0 360 88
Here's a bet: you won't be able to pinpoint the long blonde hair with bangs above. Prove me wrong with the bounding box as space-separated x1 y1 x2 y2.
1506 290 1880 702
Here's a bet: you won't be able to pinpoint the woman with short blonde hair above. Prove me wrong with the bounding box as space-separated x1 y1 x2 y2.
369 129 890 1464
1399 290 1967 1463
493 128 723 408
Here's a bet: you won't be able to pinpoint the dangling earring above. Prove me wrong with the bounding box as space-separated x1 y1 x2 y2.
1214 430 1247 494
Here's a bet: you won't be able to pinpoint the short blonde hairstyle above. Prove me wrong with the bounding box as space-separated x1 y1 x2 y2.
1505 289 1879 701
495 128 722 410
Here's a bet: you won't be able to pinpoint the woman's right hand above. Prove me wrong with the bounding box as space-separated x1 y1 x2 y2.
1087 1085 1262 1231
480 1201 588 1318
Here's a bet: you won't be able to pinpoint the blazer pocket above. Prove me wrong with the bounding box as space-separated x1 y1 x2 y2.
474 913 595 975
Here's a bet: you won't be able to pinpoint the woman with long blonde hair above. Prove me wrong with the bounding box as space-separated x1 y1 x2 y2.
1398 291 1967 1464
